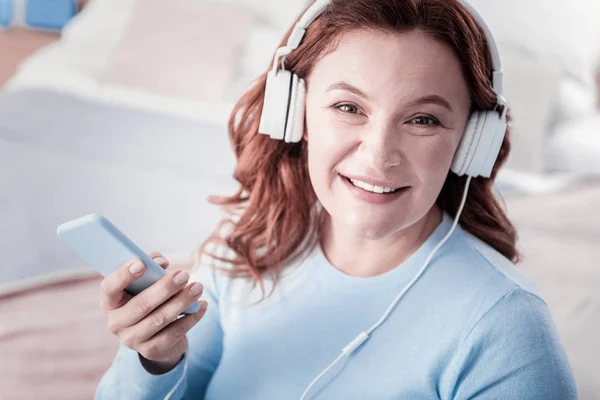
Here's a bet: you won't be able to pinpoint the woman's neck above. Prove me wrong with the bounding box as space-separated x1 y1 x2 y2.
319 206 443 278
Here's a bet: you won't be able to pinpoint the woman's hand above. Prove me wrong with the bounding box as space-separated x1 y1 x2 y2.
99 251 208 373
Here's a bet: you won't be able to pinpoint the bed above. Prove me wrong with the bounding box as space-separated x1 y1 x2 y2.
0 88 237 283
1 0 599 398
0 0 312 282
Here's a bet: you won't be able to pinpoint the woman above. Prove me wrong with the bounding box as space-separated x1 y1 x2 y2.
96 0 578 398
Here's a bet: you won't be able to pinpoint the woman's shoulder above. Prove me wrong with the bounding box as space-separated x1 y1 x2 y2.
435 224 577 398
432 220 551 337
439 280 578 399
445 222 541 301
444 228 577 383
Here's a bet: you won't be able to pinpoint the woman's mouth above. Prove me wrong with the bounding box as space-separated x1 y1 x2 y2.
339 174 410 204
347 177 402 194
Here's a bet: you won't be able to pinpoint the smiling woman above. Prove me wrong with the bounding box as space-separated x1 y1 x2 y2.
95 1 578 399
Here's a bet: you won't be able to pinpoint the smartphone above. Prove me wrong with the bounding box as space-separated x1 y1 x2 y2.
57 213 200 314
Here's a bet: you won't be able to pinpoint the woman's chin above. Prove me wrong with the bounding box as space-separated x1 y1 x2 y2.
339 213 405 240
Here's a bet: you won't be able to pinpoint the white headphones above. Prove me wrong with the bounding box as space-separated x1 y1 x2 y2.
258 0 508 179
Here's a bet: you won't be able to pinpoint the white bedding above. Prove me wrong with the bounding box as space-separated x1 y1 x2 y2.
4 0 235 125
0 89 238 283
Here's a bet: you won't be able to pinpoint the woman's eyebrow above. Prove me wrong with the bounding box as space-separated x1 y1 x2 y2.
326 82 371 100
326 82 453 112
406 95 453 112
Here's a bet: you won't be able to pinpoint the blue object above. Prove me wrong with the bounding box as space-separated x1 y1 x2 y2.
25 0 76 30
96 213 578 399
0 0 13 26
57 213 201 315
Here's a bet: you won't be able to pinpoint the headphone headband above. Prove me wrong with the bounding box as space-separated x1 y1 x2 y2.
457 0 503 93
277 0 503 94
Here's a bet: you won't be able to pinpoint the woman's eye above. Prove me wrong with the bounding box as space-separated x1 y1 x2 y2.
410 116 440 126
335 103 359 114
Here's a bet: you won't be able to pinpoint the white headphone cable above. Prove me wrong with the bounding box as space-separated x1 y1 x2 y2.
300 176 473 400
163 351 189 400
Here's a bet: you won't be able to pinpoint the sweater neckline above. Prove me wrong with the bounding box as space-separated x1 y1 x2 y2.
305 212 461 294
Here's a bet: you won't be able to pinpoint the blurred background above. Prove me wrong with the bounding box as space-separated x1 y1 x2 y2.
0 0 598 398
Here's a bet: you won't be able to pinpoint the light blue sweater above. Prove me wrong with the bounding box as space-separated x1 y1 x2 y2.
96 213 578 399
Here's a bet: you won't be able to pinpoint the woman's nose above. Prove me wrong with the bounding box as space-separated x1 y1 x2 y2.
358 123 402 169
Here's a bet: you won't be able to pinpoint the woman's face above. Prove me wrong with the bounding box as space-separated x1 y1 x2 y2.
305 29 471 240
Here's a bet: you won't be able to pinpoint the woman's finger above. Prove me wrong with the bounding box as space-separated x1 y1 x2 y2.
109 269 191 332
148 251 169 269
99 259 145 311
135 302 208 361
126 281 204 343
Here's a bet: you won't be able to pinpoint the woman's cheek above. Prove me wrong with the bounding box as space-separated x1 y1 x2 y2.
313 119 354 159
423 133 457 170
406 135 456 191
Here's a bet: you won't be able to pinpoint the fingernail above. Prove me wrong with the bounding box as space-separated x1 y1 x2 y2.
129 259 145 274
199 300 208 310
173 271 189 285
155 257 168 265
189 282 203 296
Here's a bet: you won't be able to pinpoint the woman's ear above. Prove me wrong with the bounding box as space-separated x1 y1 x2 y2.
303 130 308 141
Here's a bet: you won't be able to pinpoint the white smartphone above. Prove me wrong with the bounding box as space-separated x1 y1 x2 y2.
56 213 200 314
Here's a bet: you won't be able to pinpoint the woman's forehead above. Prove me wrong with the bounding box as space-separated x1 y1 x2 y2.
308 29 470 105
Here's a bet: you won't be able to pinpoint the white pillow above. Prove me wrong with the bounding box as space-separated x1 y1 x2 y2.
217 0 312 100
97 0 310 104
217 0 310 31
59 0 138 73
469 0 600 120
99 0 255 103
499 44 561 173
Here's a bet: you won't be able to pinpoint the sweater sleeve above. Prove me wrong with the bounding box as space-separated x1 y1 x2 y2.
95 261 224 400
441 287 578 400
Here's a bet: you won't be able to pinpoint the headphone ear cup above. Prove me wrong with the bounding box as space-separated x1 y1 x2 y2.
259 70 293 141
472 111 507 178
284 74 306 143
451 110 507 178
451 112 481 176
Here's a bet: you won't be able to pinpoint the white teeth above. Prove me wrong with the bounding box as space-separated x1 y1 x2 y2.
352 179 365 189
349 178 397 194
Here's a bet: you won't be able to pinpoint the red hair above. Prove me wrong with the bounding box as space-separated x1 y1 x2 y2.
197 0 519 298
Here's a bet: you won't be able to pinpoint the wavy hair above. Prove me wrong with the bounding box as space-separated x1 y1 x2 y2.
196 0 519 299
